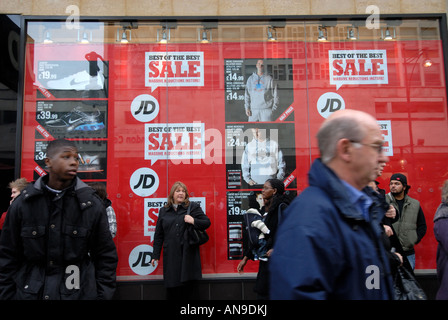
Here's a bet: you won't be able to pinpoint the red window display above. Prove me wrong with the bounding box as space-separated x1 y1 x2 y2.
20 19 448 279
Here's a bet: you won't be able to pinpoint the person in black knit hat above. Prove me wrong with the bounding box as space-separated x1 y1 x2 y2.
386 173 427 269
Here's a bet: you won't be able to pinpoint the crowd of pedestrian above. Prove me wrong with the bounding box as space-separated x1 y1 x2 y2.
0 109 446 300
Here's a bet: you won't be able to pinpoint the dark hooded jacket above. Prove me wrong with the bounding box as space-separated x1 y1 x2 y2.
270 159 394 300
0 175 118 300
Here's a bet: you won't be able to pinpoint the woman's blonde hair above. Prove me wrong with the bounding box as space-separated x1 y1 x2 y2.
166 181 190 207
9 178 29 192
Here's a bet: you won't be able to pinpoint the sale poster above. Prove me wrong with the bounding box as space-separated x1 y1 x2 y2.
19 38 448 278
329 50 388 89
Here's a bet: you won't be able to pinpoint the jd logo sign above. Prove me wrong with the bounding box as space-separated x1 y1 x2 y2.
317 92 345 119
130 94 159 123
130 167 159 197
129 244 157 275
135 100 156 115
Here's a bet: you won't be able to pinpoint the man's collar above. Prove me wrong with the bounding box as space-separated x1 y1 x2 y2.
341 180 372 221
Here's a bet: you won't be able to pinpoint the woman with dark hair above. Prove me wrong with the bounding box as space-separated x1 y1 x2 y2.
237 178 291 299
151 181 211 300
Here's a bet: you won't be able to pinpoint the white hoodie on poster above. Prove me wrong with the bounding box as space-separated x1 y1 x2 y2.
241 137 285 184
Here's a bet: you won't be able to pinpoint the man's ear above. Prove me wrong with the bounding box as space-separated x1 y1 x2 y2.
44 157 51 168
337 138 353 162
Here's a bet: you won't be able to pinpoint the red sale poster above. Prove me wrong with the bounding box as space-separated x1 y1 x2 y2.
20 37 448 279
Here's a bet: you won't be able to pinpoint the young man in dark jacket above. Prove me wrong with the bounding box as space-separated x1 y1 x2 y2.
0 139 118 300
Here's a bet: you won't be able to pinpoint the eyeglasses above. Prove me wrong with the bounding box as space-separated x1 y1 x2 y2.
350 140 384 154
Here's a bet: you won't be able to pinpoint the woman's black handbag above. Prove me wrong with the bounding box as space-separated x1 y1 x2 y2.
187 225 209 246
185 204 209 246
394 266 427 300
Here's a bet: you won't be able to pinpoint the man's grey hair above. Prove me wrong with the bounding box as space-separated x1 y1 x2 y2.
317 116 366 164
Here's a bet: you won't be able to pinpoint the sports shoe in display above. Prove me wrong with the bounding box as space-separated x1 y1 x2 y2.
45 106 105 132
46 70 104 91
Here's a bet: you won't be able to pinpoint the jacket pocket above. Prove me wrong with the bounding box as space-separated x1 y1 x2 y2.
400 222 418 250
63 225 89 261
20 226 46 260
14 264 45 300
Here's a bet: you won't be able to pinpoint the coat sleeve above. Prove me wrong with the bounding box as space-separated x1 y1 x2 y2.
241 146 251 183
190 203 211 231
90 203 118 300
270 77 279 111
434 218 448 254
0 202 22 299
416 206 427 244
270 197 343 300
244 76 252 111
152 208 165 260
276 147 286 180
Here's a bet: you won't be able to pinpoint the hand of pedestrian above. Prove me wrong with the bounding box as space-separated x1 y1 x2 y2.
385 205 396 219
384 225 393 237
184 214 195 225
237 256 248 274
394 252 403 266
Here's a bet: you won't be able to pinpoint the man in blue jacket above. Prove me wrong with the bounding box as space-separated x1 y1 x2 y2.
270 109 394 299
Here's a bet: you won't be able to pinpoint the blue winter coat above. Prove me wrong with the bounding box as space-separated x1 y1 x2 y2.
270 159 394 300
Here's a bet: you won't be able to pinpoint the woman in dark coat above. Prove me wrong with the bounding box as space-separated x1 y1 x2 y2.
237 178 291 299
151 181 211 300
434 179 448 300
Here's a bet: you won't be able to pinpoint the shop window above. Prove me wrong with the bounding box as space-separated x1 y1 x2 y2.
19 16 448 278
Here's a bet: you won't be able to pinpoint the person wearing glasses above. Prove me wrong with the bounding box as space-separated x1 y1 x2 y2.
270 109 395 300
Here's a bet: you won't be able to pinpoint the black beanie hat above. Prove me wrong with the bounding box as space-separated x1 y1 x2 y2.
390 173 407 187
